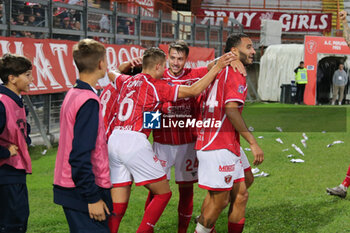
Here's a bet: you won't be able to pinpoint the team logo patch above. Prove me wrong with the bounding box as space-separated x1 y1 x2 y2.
224 175 232 184
306 40 317 54
143 110 161 129
167 82 174 86
238 85 245 94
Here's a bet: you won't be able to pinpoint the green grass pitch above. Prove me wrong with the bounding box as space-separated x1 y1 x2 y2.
26 103 350 232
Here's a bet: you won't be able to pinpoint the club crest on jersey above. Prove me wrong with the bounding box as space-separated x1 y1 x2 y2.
224 175 232 184
238 85 245 94
143 110 161 129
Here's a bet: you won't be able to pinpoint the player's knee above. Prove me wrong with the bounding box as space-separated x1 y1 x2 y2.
235 191 249 205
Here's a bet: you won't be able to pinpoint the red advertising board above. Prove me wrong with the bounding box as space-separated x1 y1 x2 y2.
0 37 215 95
197 10 332 32
0 37 145 95
304 36 350 105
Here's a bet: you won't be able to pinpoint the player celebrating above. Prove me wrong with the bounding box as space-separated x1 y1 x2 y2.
194 34 264 233
152 40 210 233
107 47 234 233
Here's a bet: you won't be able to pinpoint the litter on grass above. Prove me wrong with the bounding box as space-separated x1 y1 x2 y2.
248 126 255 132
254 171 269 177
276 126 283 132
287 154 294 158
251 167 260 174
258 136 264 139
302 133 308 140
276 138 284 144
290 159 305 163
282 148 289 152
327 140 344 148
292 144 304 156
301 139 307 148
244 148 251 151
41 149 47 155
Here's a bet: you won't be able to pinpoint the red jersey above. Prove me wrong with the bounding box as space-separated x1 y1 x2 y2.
100 74 131 138
195 66 247 156
153 67 208 145
110 73 179 137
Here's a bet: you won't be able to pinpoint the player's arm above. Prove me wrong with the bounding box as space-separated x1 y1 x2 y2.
118 56 143 74
340 11 350 47
177 52 235 99
225 101 264 166
207 55 246 76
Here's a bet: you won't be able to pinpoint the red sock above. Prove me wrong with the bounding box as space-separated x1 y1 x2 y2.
108 202 128 233
144 191 154 211
228 218 245 233
178 186 193 233
342 165 350 187
137 192 172 233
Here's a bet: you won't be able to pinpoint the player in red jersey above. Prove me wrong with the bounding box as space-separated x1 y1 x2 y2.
100 71 132 138
152 41 210 233
107 47 234 233
194 34 264 233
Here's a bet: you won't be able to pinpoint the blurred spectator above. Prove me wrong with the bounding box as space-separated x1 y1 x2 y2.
116 30 125 45
62 17 73 30
15 13 25 25
71 21 81 41
99 14 109 31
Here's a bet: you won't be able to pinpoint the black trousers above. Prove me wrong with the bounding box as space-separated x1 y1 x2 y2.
296 83 306 104
0 184 29 233
63 207 110 233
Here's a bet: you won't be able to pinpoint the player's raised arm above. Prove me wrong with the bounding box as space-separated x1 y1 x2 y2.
207 56 246 76
177 52 235 99
118 56 143 74
340 11 350 47
225 101 264 166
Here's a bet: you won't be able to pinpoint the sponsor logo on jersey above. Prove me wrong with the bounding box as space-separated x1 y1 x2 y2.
143 111 161 129
219 164 235 172
224 175 232 184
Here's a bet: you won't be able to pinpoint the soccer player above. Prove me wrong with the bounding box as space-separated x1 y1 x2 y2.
194 33 264 233
53 39 112 233
325 10 350 199
100 71 131 139
152 40 211 233
0 53 33 233
107 47 234 233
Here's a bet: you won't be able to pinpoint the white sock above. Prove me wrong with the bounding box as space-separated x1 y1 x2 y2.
195 222 212 233
340 184 347 191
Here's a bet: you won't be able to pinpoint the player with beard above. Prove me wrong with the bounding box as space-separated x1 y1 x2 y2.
194 34 264 233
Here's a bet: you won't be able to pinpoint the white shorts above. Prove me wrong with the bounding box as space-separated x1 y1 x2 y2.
153 142 198 184
197 149 245 191
240 147 251 172
108 130 166 187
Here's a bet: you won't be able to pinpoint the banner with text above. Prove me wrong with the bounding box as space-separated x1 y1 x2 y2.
197 10 332 32
0 37 145 95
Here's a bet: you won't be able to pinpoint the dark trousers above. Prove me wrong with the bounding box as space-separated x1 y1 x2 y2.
63 207 110 233
296 83 306 104
0 184 29 233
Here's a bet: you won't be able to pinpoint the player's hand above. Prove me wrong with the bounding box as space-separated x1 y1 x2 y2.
88 199 110 221
130 56 143 68
216 52 236 69
8 144 18 157
340 10 347 22
250 143 264 166
231 60 247 76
